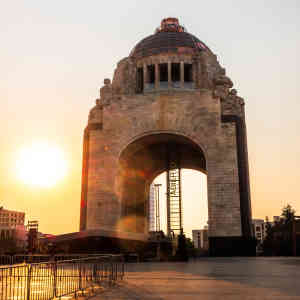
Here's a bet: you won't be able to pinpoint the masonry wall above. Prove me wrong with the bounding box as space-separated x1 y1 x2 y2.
83 89 242 237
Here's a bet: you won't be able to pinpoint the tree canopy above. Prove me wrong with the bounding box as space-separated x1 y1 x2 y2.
281 204 296 224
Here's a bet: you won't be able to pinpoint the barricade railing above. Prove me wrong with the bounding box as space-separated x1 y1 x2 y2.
0 254 109 266
0 255 124 300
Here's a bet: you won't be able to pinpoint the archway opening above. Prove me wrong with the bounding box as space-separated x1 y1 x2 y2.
149 169 208 250
118 133 207 240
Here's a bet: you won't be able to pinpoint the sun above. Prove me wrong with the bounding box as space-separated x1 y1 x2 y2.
16 141 68 187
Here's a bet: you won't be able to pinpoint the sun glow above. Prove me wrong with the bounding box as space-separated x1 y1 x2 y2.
16 142 68 187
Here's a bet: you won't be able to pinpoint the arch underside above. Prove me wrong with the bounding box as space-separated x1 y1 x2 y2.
118 133 206 234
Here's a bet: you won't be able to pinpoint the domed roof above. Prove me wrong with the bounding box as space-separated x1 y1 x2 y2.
130 18 209 59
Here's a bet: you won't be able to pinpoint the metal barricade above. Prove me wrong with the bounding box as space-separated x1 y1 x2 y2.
0 255 12 266
0 255 124 300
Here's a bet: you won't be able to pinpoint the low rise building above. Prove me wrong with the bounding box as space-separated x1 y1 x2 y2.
192 226 208 250
0 206 25 225
0 207 25 237
252 217 277 245
252 219 265 244
0 207 26 252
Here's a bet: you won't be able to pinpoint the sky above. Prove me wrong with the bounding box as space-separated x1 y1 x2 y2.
153 170 208 238
1 0 299 236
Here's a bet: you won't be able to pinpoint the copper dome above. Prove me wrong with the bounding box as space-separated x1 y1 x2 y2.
130 18 209 59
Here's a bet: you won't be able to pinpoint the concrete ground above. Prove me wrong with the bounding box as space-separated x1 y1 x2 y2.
91 257 300 300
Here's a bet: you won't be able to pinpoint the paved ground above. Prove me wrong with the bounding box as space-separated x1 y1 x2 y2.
91 257 300 299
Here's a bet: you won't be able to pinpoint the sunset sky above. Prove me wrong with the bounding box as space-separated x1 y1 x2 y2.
1 1 299 236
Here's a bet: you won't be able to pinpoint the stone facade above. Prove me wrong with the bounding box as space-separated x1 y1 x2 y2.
80 18 253 255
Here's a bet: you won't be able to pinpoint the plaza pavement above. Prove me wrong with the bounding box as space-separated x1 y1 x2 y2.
91 257 300 300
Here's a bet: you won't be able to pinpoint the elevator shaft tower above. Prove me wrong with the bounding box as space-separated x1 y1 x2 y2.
166 149 182 236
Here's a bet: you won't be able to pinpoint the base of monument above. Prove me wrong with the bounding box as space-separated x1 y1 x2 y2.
209 236 256 256
51 229 148 254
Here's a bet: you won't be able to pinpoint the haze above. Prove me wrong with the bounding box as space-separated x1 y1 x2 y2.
1 1 299 235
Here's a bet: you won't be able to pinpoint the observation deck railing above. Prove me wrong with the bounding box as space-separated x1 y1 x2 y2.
0 254 124 300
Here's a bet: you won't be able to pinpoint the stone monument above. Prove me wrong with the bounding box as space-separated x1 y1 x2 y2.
80 18 254 256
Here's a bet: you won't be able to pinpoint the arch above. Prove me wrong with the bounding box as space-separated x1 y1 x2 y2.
118 130 208 162
148 169 208 236
118 132 207 234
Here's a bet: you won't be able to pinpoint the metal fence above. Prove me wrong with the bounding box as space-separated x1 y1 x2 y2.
0 254 111 266
0 255 124 300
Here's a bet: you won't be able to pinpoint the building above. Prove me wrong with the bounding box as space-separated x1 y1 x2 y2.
27 220 39 253
192 227 209 250
252 219 265 244
79 17 255 256
252 217 278 245
14 225 27 249
0 207 26 251
0 207 25 229
273 216 284 224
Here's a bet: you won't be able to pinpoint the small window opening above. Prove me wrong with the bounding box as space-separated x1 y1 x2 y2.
147 65 155 84
171 63 180 82
184 63 193 82
136 67 144 93
159 63 168 82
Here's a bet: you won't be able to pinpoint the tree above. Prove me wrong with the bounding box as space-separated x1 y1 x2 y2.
281 204 296 224
262 205 297 256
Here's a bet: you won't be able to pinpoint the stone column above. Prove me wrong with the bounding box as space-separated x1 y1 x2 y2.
168 62 172 88
143 64 147 90
196 60 201 89
155 63 160 89
192 61 197 88
180 61 184 88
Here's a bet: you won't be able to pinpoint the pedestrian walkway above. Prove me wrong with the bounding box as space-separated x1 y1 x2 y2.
90 257 300 300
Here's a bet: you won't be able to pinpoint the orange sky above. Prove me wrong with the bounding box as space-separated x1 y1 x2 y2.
1 1 299 235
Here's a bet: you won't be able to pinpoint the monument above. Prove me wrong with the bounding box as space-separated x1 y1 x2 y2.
80 18 255 256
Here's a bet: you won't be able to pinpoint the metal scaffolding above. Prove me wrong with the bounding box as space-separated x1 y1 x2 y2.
166 149 182 236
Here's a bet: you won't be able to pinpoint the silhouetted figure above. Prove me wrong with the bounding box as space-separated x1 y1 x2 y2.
175 229 188 261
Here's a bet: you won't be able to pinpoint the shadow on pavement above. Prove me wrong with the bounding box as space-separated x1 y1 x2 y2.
123 257 300 297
